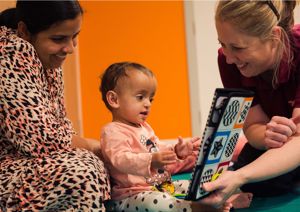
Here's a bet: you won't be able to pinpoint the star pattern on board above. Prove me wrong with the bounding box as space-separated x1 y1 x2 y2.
210 138 223 157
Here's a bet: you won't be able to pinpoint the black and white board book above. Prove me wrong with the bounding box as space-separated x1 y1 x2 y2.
185 88 254 201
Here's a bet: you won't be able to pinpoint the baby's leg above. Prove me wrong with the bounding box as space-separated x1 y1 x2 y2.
173 179 190 195
226 189 253 209
107 191 191 212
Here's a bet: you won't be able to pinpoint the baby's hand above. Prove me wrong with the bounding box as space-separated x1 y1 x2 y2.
151 151 177 169
264 116 297 149
175 136 200 159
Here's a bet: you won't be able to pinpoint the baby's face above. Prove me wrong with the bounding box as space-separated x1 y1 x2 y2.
113 69 157 127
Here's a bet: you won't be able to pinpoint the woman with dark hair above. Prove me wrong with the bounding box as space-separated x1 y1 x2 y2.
0 1 110 211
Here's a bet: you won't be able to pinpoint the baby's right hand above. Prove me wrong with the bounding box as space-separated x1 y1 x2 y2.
151 151 177 169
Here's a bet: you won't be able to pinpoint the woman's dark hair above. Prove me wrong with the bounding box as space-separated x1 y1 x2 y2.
0 0 83 34
0 8 17 29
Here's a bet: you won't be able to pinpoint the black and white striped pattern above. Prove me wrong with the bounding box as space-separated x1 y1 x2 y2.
199 169 213 195
237 102 251 124
223 100 240 126
225 133 239 157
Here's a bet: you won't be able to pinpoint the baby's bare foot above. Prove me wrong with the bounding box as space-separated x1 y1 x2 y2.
227 192 253 209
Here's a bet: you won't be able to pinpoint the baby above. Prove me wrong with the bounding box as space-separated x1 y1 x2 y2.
99 62 231 212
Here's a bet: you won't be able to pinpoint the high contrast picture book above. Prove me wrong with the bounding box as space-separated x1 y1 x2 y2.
184 88 254 201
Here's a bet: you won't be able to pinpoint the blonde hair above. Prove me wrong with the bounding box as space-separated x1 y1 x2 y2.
215 0 299 87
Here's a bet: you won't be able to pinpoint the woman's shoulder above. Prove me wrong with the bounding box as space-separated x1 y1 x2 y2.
0 26 44 84
0 26 41 68
1 26 34 52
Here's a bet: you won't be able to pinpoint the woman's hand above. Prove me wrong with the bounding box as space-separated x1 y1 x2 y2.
264 116 298 149
151 151 177 169
71 136 102 158
175 136 200 159
200 170 245 208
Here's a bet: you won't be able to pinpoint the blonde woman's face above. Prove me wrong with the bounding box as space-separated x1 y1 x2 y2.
216 20 278 78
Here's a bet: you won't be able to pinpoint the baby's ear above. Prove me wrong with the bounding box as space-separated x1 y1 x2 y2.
106 90 119 108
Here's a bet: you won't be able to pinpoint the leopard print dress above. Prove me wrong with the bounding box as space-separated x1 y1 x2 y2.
0 26 110 211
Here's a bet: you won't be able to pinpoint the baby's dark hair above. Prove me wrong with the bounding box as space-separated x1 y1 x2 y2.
100 62 154 110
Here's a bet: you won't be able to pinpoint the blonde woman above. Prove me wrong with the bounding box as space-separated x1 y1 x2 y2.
202 0 300 207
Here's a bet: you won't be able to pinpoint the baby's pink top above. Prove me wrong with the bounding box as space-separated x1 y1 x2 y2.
100 122 175 200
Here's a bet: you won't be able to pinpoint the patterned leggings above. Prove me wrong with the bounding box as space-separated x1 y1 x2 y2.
106 180 192 212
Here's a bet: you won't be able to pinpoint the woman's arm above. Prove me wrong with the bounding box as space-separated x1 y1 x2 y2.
237 134 300 183
243 104 270 150
201 135 300 207
243 104 298 150
71 135 102 158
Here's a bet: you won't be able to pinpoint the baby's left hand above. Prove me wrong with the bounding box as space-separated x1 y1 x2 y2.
175 136 200 159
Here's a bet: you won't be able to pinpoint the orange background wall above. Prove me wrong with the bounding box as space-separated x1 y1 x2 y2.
79 1 191 140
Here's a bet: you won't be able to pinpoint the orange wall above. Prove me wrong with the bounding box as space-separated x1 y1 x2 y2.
79 1 191 140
